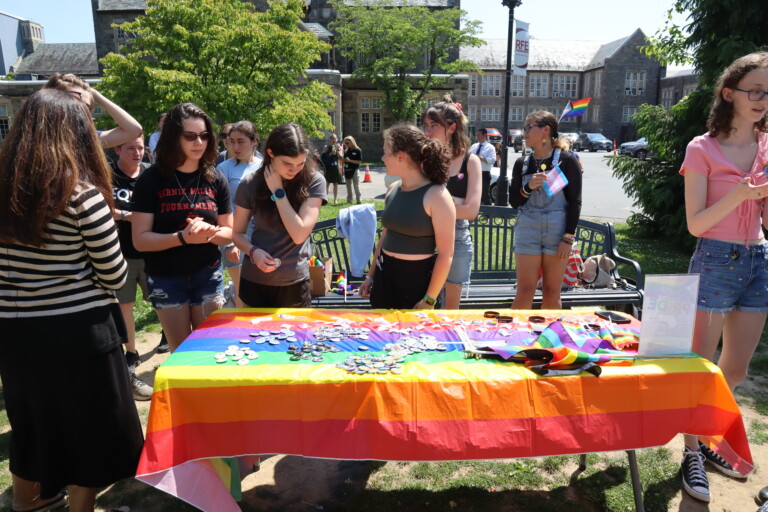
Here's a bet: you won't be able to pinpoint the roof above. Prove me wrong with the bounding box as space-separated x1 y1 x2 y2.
302 22 334 41
461 30 644 72
663 68 697 78
98 0 147 11
0 10 29 21
15 43 98 76
341 0 453 6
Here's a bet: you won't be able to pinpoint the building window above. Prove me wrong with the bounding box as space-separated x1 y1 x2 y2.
511 75 525 97
625 71 646 96
592 106 599 123
482 74 501 96
508 107 524 122
372 112 381 132
529 74 548 97
593 72 602 97
683 84 697 97
361 112 370 133
661 87 674 109
371 98 383 110
0 105 9 141
481 108 500 122
622 106 638 123
468 107 476 122
469 75 478 97
360 98 370 110
552 75 577 98
584 74 591 98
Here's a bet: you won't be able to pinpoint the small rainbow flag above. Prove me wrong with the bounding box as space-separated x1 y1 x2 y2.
559 97 592 121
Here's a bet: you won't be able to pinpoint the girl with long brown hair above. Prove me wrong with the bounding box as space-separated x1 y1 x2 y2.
131 103 234 352
0 89 143 512
232 123 327 307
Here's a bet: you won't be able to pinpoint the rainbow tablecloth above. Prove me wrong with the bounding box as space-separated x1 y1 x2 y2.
136 309 752 512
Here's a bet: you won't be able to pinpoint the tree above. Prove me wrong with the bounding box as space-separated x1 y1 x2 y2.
610 0 768 245
98 0 335 136
329 0 484 122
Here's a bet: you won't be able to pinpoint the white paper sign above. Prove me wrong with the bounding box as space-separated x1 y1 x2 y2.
638 274 699 356
513 20 529 76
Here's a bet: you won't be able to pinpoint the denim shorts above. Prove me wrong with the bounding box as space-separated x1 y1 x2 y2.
513 210 566 256
446 221 473 285
146 262 225 310
688 238 768 313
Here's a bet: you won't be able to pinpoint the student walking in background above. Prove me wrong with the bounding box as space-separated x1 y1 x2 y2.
320 133 343 204
342 135 363 204
233 123 327 308
359 124 455 309
679 51 768 503
0 89 143 512
132 103 234 353
509 111 582 310
469 128 497 205
422 97 481 309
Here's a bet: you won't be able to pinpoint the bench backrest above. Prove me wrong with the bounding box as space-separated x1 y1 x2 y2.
311 205 615 282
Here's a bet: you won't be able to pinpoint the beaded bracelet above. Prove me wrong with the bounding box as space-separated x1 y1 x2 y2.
520 187 530 198
249 245 259 261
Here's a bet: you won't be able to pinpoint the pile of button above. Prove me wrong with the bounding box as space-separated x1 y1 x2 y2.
287 341 341 362
336 354 405 375
385 334 447 357
214 344 260 365
313 324 371 343
249 329 298 345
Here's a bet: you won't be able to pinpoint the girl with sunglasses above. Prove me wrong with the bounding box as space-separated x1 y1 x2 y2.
509 111 582 310
679 51 768 503
232 123 327 308
422 96 482 309
132 103 233 352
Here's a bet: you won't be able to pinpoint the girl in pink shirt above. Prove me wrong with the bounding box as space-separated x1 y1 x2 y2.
680 51 768 503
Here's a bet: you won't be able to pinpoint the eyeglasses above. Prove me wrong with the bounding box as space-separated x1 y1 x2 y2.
181 131 210 142
732 88 768 101
523 123 544 133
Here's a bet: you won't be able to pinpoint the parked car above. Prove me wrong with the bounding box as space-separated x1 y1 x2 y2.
619 137 650 159
508 129 523 147
573 133 613 152
485 128 502 145
559 132 578 150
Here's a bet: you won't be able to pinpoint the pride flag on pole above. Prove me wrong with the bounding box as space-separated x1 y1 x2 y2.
559 97 592 122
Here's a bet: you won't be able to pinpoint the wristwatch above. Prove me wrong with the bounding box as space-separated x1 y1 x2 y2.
270 188 286 201
422 295 437 306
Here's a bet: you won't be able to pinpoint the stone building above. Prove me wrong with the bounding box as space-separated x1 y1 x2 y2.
461 29 665 144
0 10 44 75
659 68 699 109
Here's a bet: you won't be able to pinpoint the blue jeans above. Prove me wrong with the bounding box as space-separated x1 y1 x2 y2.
688 238 768 313
146 263 224 309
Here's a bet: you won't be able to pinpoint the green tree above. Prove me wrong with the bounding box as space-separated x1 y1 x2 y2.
98 0 334 136
329 0 484 121
610 0 767 244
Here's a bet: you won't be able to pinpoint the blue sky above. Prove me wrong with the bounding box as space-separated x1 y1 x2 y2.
2 1 690 58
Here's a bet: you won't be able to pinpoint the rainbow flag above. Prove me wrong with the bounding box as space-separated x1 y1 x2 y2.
136 309 752 512
559 97 592 121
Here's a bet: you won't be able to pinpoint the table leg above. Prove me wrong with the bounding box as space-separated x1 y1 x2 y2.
578 453 587 470
626 450 645 512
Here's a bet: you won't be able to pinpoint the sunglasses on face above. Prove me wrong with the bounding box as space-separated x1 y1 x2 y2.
181 131 210 142
523 123 544 133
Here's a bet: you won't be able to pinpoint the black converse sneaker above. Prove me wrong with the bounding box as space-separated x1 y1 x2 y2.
699 441 748 478
681 446 710 502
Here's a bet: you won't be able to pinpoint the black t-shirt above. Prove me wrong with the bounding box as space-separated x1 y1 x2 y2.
132 165 232 276
111 160 148 259
344 148 362 171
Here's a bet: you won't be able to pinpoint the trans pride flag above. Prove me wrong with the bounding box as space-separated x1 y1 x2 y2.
559 97 591 121
542 164 569 198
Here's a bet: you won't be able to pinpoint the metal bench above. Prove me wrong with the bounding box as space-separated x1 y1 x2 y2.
310 205 644 314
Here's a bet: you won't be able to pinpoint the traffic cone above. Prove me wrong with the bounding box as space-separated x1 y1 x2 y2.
613 139 617 156
362 163 372 183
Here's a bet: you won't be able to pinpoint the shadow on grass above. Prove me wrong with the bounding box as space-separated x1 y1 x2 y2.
97 477 198 512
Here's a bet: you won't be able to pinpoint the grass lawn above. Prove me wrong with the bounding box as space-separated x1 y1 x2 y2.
0 213 765 512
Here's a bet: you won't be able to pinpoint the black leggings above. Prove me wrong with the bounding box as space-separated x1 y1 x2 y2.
239 278 311 308
370 253 443 309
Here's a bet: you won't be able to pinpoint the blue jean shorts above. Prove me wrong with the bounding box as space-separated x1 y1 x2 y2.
146 262 225 310
688 238 768 313
513 210 566 256
446 221 473 285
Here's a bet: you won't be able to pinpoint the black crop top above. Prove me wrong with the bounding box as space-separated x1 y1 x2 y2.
446 153 470 199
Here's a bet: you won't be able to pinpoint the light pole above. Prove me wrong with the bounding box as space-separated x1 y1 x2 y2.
495 0 522 206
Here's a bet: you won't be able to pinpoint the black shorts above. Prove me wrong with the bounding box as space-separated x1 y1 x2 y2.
239 278 312 308
370 253 444 309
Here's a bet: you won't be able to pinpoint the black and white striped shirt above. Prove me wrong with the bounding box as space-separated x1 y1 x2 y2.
0 184 127 318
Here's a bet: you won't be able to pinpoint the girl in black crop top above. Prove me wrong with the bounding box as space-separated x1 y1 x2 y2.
422 98 482 309
358 124 456 309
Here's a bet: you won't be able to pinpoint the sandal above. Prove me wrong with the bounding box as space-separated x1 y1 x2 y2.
12 492 67 512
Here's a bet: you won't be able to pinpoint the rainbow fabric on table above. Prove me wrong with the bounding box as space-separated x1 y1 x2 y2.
136 309 752 512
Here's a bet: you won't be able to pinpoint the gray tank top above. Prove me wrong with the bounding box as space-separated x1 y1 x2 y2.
382 182 436 254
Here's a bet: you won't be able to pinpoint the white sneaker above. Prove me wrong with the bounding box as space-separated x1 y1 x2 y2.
131 374 152 401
